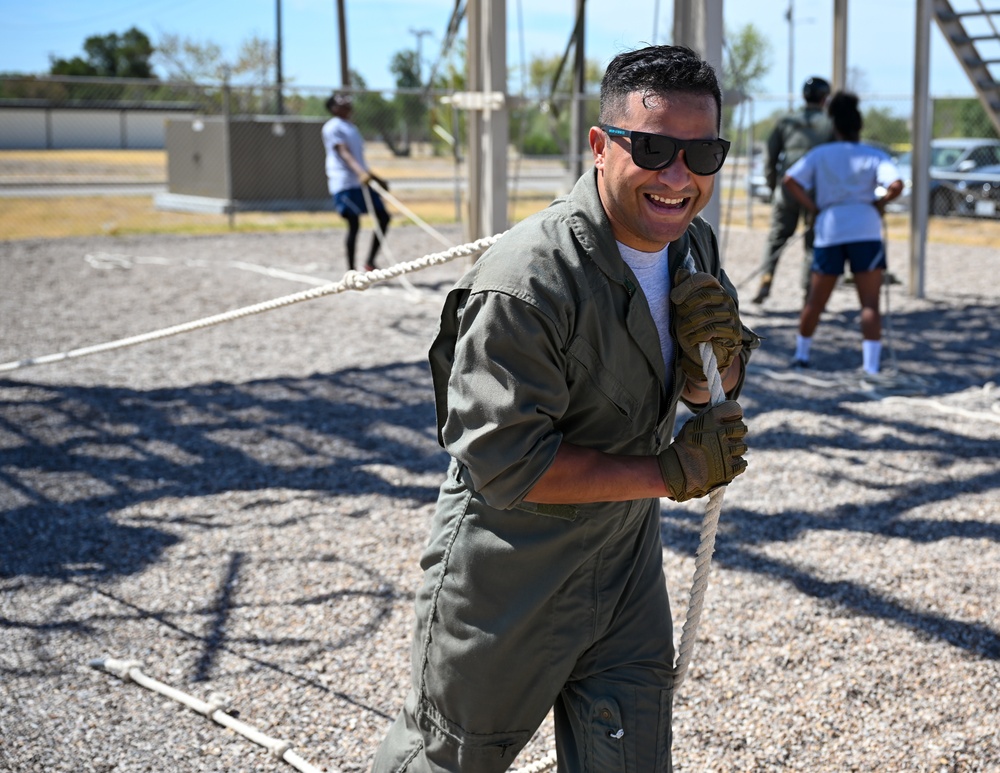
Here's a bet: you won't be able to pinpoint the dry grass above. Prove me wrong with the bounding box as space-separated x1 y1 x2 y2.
0 193 561 240
0 149 167 183
4 148 1000 246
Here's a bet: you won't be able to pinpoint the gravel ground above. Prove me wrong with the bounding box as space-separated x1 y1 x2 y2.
1 220 998 773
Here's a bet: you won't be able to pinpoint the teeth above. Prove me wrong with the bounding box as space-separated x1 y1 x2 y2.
649 193 685 205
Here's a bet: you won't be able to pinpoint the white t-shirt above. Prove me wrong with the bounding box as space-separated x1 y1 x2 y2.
786 141 901 247
321 116 367 195
618 241 673 378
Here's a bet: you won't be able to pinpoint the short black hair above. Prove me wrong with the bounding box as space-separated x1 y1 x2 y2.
827 90 862 141
325 92 352 114
599 45 722 131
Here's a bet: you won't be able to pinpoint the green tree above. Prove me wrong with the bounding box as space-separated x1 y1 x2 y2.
722 23 772 152
862 105 910 149
50 27 155 78
154 32 280 113
932 97 999 140
517 53 603 157
155 32 276 87
390 49 429 151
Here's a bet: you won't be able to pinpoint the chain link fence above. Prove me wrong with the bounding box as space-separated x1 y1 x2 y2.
2 75 1000 240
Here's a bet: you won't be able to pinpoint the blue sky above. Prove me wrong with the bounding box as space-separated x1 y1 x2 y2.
0 0 975 98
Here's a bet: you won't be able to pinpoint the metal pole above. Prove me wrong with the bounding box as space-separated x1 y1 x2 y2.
466 0 483 242
910 0 932 299
483 0 509 235
832 0 848 92
336 0 350 87
673 0 724 233
569 0 586 182
787 0 795 111
747 97 755 229
276 0 284 114
222 71 235 230
409 28 433 84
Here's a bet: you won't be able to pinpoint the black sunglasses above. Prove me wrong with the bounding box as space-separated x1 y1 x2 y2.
601 125 731 176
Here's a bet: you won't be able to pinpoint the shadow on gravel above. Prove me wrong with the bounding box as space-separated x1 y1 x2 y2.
744 293 1000 392
664 297 1000 660
0 360 447 581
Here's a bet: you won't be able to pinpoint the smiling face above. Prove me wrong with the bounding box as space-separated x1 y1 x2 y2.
591 90 720 252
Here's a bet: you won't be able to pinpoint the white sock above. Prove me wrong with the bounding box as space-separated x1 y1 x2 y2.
795 335 812 362
862 339 882 374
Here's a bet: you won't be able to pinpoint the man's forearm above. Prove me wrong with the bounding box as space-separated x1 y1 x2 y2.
523 443 668 504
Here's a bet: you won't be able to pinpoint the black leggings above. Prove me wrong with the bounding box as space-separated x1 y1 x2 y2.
342 208 391 271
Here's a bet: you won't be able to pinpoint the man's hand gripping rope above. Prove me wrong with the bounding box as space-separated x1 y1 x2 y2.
658 257 749 687
657 266 748 501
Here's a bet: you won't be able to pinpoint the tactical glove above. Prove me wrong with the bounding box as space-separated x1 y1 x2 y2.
671 269 743 381
657 400 748 502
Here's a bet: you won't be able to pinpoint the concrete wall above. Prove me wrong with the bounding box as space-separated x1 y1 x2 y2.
0 108 196 149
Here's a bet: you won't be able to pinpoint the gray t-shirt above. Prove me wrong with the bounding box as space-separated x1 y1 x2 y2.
618 241 674 374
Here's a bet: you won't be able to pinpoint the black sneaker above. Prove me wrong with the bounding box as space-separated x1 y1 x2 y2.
790 358 810 369
751 275 773 305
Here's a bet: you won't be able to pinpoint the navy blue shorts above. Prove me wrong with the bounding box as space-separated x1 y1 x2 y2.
333 186 387 218
812 240 886 276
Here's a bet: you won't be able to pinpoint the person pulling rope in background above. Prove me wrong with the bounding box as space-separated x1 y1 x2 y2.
322 91 392 273
782 90 903 377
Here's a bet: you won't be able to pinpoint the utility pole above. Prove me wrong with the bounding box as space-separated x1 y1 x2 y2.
409 27 433 84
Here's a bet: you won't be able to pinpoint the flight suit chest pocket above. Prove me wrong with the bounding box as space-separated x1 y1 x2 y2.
567 335 639 420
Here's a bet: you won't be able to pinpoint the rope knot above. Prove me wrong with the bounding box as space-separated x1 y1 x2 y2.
202 692 232 716
341 270 371 291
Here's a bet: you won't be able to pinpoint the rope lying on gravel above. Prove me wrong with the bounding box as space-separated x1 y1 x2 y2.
90 657 329 773
0 234 503 374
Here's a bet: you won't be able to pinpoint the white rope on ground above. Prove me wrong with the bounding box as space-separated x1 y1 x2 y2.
360 181 421 299
90 657 331 773
0 234 504 374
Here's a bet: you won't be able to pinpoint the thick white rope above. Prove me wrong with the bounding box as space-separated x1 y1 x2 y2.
670 252 729 688
367 177 456 250
0 234 503 374
90 657 330 773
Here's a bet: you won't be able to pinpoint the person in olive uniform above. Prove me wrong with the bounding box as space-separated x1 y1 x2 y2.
752 76 834 305
372 45 759 773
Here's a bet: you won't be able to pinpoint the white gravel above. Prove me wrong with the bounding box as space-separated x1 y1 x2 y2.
1 221 998 772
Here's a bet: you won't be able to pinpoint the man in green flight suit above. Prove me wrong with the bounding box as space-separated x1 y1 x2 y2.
372 44 759 773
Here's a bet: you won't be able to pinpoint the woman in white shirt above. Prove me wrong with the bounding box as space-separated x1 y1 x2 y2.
783 91 903 375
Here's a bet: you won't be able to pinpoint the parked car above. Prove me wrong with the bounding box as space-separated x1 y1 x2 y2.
954 162 1000 217
747 145 772 203
887 138 1000 216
